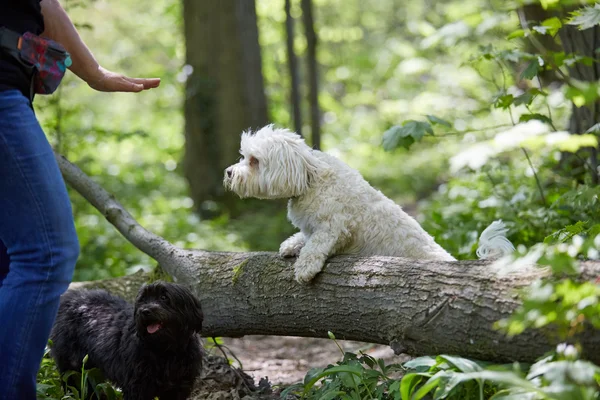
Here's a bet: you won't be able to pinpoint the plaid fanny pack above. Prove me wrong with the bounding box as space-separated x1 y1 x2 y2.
0 27 72 99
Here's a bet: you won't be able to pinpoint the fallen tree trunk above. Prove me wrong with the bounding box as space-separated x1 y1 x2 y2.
55 152 600 365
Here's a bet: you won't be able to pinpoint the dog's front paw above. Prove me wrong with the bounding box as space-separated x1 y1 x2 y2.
279 235 305 258
293 256 325 284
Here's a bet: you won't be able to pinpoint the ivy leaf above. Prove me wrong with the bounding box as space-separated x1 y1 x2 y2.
493 92 515 110
513 88 547 107
521 59 541 80
382 121 433 151
513 92 534 106
426 115 451 127
519 113 553 124
568 4 600 30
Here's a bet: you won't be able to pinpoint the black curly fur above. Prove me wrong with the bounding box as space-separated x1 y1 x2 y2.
49 281 204 400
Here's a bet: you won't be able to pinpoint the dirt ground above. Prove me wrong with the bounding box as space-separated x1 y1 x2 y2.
216 335 404 386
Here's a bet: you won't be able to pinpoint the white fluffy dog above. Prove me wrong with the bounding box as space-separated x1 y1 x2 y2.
224 125 514 283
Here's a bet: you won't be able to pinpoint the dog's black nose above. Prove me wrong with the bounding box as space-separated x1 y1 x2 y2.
226 167 233 178
141 309 151 316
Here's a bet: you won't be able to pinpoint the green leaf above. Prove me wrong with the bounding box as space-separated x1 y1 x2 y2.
304 367 326 386
382 121 433 151
319 390 347 400
544 221 588 244
426 115 451 127
540 0 560 9
438 355 483 373
494 93 515 110
568 4 600 30
520 59 540 80
513 92 534 107
532 17 562 36
565 81 600 107
302 365 364 395
400 373 430 400
507 29 525 40
412 371 448 400
95 383 119 400
433 372 474 399
404 356 437 371
519 113 552 124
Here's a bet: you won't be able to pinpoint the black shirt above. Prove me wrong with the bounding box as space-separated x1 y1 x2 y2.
0 0 45 98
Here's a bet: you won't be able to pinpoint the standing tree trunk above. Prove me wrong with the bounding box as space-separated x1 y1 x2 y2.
182 0 268 217
285 0 303 137
301 0 321 150
558 24 600 184
520 5 600 184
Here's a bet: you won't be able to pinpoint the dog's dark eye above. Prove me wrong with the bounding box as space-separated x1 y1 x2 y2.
249 156 259 167
160 294 169 302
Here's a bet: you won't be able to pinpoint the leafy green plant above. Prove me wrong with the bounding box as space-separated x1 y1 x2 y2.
36 342 121 400
283 332 404 399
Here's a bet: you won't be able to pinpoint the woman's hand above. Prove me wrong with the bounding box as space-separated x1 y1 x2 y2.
40 0 160 94
87 66 160 92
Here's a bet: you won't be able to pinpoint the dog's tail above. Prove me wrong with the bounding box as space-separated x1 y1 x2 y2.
476 220 515 260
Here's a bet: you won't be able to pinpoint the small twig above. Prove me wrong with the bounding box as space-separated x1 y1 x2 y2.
536 76 557 132
521 147 547 207
210 338 245 370
210 338 253 392
423 124 515 138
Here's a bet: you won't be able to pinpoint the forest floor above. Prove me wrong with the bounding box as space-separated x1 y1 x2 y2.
192 335 407 399
221 335 401 386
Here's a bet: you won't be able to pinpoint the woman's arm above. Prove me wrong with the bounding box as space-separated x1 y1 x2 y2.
39 0 160 92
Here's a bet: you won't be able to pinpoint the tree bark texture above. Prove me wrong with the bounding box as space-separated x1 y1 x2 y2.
285 0 303 137
57 151 600 365
519 6 600 183
301 0 321 150
71 252 600 365
557 23 600 184
182 0 268 216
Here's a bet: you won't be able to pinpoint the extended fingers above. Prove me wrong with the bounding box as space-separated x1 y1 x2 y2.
125 76 161 89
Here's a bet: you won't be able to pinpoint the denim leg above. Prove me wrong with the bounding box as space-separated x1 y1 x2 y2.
0 90 79 400
0 240 8 286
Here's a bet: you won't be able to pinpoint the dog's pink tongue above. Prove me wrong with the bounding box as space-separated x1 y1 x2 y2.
147 324 161 334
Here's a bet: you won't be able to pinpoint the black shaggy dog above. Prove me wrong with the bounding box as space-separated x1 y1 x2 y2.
49 281 204 400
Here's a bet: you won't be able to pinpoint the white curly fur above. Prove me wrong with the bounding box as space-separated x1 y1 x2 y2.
224 125 513 283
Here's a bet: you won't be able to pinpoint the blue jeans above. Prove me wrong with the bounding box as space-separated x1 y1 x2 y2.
0 90 79 399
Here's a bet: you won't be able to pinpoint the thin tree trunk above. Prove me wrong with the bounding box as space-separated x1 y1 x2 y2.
519 5 600 184
56 150 600 365
182 0 268 217
558 24 600 184
301 0 321 150
285 0 303 137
